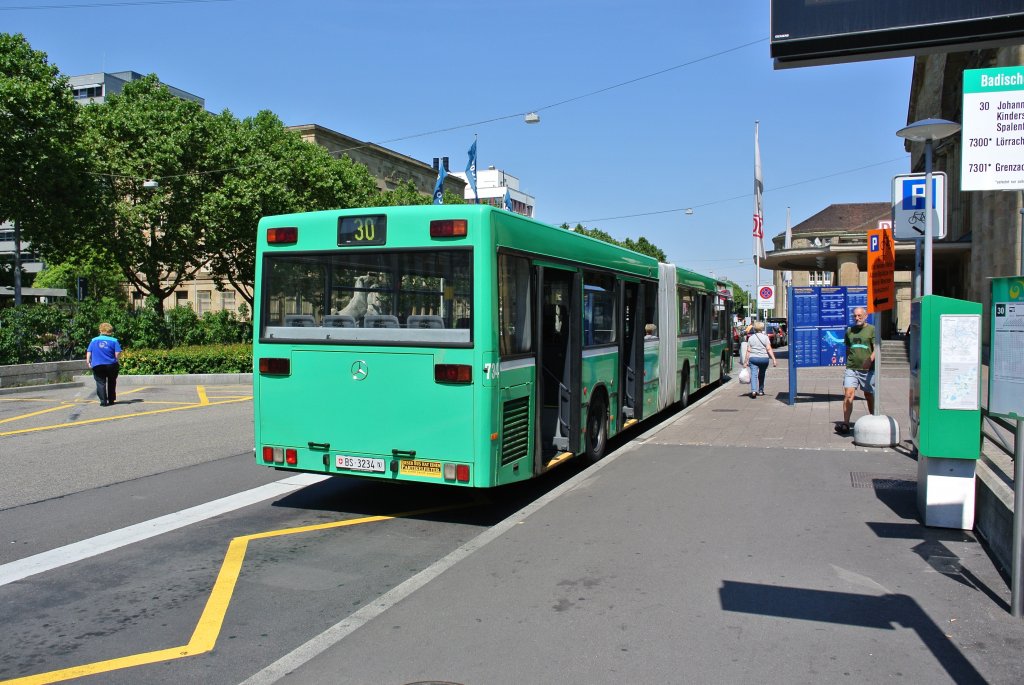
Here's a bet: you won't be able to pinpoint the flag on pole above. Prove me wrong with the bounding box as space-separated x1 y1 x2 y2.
503 188 513 212
432 160 447 205
783 206 793 285
465 139 479 203
753 122 766 261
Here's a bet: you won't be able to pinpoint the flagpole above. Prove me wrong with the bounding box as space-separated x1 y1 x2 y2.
754 121 761 321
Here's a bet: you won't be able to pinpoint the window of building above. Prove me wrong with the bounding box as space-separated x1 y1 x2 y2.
197 290 212 315
222 291 236 311
72 85 103 100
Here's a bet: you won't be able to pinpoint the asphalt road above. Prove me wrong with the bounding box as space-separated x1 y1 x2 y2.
0 382 597 685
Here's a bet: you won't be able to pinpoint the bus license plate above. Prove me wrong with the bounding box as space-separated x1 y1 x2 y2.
336 455 386 473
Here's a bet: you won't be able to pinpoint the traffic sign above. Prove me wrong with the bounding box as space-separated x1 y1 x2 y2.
962 66 1024 191
867 228 895 313
758 285 775 310
891 172 946 241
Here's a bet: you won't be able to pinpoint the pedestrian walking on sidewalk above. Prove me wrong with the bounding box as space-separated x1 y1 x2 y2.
743 321 776 398
86 322 122 407
836 307 875 434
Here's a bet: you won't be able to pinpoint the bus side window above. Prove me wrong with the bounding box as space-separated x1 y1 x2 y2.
285 315 316 327
408 315 444 329
365 314 399 328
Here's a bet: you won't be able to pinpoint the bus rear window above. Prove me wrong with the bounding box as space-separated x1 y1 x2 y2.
261 249 472 345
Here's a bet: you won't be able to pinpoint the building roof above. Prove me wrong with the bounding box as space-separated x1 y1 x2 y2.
777 202 890 239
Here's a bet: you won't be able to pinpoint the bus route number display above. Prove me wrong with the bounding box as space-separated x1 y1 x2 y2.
338 215 387 246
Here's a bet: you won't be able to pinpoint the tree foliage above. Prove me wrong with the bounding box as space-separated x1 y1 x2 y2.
560 223 668 262
198 110 382 307
0 33 93 254
76 74 218 316
32 250 126 300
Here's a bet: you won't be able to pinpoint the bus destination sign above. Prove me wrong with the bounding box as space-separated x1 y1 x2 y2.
338 215 387 246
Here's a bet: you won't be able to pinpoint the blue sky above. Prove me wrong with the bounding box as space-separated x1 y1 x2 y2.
4 0 914 291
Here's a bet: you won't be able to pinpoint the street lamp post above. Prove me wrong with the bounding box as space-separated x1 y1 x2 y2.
896 119 961 296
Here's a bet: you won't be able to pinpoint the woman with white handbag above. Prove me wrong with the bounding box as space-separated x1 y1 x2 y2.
743 321 777 399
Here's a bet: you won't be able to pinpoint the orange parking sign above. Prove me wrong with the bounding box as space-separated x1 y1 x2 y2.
867 228 895 313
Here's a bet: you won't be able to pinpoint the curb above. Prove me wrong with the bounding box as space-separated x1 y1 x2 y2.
0 382 85 396
72 373 254 386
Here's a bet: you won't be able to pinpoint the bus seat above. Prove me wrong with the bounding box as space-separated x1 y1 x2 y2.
407 315 444 329
364 314 400 328
323 315 356 328
285 315 316 327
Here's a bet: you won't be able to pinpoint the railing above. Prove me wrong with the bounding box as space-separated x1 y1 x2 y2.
983 410 1017 459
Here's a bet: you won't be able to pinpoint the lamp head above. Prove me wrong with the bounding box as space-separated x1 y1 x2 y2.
896 118 961 142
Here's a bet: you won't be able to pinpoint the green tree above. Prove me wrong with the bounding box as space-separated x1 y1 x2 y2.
0 34 93 290
32 250 126 300
199 110 382 307
559 223 667 261
373 179 430 206
78 74 218 317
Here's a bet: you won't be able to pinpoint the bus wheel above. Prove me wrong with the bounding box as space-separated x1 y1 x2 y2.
680 366 690 408
585 396 608 463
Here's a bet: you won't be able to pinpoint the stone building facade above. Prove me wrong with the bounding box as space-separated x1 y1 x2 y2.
765 45 1024 345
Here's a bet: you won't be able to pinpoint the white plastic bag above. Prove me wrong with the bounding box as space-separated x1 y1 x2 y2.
738 366 751 384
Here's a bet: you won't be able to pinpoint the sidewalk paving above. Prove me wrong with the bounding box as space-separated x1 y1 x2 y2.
253 355 1024 685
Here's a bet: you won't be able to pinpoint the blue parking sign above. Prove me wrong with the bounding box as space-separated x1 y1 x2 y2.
901 178 938 210
870 234 879 251
892 172 946 241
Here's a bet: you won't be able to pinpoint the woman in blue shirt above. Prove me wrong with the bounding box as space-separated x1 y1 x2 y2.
86 322 122 406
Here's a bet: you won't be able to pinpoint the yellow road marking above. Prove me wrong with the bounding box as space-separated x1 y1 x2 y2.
0 397 251 437
0 404 77 425
196 385 209 405
0 505 463 685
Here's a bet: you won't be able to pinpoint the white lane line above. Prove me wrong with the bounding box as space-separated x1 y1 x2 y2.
239 442 647 685
0 473 329 587
239 387 728 685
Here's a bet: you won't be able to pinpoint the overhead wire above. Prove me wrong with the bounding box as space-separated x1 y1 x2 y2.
0 0 237 10
566 155 911 225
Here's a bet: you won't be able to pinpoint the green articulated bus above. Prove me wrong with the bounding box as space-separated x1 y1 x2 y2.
254 204 732 488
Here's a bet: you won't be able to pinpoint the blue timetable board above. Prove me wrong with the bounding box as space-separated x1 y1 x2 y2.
787 286 874 405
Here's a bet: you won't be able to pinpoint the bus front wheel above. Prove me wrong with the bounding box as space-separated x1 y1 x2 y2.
585 396 608 463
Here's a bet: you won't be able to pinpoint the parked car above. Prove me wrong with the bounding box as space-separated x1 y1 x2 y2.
766 322 787 348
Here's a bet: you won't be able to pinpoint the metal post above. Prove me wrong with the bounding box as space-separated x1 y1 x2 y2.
1015 422 1024 618
874 320 881 416
13 219 22 306
923 140 934 296
913 238 923 299
1015 190 1024 618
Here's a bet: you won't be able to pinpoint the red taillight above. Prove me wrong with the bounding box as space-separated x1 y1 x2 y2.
262 446 274 463
285 448 298 466
456 464 470 483
429 219 468 238
267 226 298 244
434 364 472 384
259 357 290 375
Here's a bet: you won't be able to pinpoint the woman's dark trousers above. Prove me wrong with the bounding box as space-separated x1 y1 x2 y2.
93 363 119 405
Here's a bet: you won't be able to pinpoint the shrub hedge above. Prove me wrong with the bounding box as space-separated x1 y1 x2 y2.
120 344 253 375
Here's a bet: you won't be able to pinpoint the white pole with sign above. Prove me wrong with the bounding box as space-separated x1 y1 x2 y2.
757 285 775 312
962 66 1024 191
963 65 1024 618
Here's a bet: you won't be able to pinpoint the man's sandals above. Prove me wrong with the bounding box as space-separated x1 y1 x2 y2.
834 422 852 435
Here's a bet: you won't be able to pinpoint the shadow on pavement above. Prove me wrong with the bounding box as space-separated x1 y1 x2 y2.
720 581 987 684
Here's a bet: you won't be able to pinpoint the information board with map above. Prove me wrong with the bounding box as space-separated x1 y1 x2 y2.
939 314 981 410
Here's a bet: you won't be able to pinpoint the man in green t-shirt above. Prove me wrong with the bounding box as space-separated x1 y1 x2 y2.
837 307 875 434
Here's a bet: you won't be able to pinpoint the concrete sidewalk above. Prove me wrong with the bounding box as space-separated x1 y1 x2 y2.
246 357 1024 685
